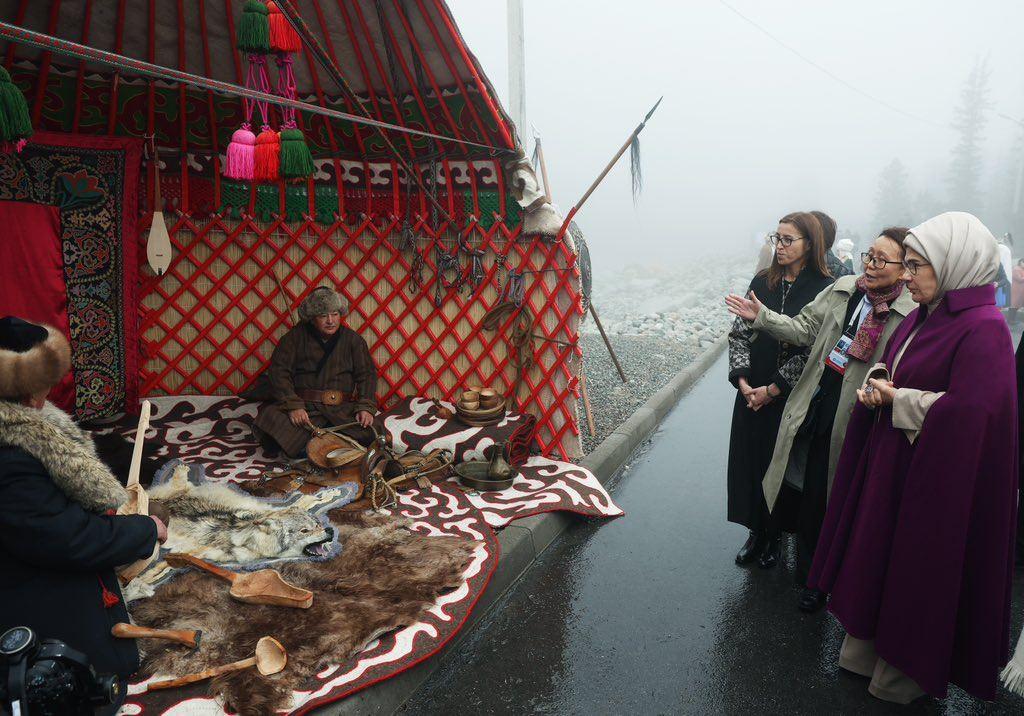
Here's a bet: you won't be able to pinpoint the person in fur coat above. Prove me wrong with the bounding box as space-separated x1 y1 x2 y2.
0 317 166 701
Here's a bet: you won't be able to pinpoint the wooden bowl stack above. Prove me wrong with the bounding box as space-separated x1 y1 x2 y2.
455 386 506 426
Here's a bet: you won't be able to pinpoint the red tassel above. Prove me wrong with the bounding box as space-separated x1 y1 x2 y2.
267 2 302 53
254 127 280 182
98 576 120 608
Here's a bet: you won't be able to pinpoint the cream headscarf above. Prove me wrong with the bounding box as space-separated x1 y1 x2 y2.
903 212 1001 303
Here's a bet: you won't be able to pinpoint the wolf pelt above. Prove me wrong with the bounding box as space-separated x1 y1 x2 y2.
132 510 481 715
148 464 333 564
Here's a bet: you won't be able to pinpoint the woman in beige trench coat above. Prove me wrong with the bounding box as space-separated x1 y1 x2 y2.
726 227 915 612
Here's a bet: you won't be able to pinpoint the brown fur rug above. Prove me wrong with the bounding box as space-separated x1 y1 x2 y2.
131 510 478 714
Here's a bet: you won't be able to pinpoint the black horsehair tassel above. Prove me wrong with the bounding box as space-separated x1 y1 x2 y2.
629 134 642 204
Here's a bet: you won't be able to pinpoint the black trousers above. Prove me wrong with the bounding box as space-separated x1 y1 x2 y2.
772 426 831 585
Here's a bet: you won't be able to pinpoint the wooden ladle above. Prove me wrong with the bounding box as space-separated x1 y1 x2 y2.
164 553 314 609
112 623 200 649
146 636 287 692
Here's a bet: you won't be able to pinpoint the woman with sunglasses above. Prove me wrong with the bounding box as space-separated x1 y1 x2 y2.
725 227 914 612
725 212 833 569
808 212 1017 704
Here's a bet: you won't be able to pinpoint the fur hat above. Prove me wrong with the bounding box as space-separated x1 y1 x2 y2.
0 317 71 400
298 287 348 322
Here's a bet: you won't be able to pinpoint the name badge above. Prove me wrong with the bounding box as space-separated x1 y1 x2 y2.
824 334 853 375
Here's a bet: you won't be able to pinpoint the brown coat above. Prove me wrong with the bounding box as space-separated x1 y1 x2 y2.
253 324 378 456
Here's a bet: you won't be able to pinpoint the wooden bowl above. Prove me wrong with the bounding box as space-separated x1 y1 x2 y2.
461 390 480 404
460 400 480 411
479 389 502 409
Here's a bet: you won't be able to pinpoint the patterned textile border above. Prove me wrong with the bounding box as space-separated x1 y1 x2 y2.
91 395 621 528
0 131 141 418
121 483 499 714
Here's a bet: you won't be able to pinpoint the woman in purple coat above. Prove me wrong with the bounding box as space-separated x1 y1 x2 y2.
808 212 1018 704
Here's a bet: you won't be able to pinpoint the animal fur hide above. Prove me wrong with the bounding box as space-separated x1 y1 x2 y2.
0 400 126 512
131 510 478 714
123 461 357 602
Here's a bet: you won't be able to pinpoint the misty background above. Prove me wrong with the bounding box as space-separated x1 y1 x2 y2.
448 0 1024 266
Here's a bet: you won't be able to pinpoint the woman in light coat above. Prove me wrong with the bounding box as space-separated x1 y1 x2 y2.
726 227 914 612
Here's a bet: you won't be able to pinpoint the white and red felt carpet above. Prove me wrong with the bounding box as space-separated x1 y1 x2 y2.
101 395 621 714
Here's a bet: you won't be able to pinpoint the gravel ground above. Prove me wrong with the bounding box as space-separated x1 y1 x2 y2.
575 256 751 454
577 333 703 454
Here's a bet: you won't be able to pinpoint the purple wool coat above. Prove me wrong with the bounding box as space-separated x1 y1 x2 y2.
808 283 1018 700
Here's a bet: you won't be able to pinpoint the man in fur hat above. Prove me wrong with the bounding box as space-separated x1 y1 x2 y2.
0 316 167 705
253 286 378 456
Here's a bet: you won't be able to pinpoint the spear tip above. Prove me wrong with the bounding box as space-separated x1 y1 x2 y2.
645 96 664 122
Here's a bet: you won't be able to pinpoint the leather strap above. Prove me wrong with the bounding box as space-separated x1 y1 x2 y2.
296 389 358 406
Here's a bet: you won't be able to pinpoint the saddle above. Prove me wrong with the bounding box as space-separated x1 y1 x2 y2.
361 434 453 510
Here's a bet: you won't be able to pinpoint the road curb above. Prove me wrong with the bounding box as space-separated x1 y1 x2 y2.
322 336 728 715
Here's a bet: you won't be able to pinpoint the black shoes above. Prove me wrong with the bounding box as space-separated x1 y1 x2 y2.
735 531 763 565
757 536 782 569
798 587 827 613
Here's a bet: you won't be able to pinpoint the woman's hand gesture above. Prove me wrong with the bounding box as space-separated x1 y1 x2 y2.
725 291 763 322
857 379 896 409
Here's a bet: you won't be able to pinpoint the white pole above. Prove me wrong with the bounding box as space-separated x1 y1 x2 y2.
507 0 527 146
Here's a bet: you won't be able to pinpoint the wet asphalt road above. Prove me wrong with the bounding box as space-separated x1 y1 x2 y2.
402 354 1024 715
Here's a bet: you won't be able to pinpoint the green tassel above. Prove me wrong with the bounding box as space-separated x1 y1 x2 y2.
0 67 31 141
238 0 271 54
279 128 315 179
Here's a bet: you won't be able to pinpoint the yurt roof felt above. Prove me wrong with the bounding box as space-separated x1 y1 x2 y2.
0 0 517 163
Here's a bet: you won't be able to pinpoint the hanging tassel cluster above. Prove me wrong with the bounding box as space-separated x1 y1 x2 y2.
224 0 314 183
0 67 32 154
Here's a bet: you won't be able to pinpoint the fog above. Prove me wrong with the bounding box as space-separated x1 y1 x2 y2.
448 0 1024 266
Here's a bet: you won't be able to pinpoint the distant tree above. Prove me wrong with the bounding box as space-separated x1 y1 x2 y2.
947 58 992 214
872 158 914 230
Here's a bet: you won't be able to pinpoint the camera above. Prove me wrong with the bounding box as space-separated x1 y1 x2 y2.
1 626 120 715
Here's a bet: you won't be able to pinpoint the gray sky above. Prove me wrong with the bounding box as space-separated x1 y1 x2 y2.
448 0 1024 265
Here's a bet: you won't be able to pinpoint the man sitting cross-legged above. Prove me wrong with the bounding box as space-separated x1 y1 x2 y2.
253 287 377 457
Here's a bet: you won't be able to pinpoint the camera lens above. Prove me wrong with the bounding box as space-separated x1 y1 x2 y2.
93 674 120 706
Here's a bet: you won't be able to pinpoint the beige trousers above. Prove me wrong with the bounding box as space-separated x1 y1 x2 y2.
839 634 926 705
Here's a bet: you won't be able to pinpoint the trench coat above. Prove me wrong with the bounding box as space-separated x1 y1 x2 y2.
751 275 915 509
808 284 1018 700
253 323 378 456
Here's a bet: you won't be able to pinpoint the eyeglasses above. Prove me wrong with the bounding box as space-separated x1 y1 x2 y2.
901 259 931 276
860 252 902 270
768 232 804 248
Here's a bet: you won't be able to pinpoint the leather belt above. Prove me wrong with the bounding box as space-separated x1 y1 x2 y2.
297 389 357 406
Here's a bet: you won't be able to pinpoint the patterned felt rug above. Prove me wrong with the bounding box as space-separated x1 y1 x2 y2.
94 395 623 528
120 483 498 715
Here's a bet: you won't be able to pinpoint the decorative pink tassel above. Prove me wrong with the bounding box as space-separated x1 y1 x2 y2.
225 126 257 180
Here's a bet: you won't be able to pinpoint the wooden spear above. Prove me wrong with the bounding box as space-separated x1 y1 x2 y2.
544 99 665 385
554 96 663 244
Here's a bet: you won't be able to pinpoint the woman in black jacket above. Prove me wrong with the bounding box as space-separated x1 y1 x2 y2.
727 212 834 568
0 317 165 708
